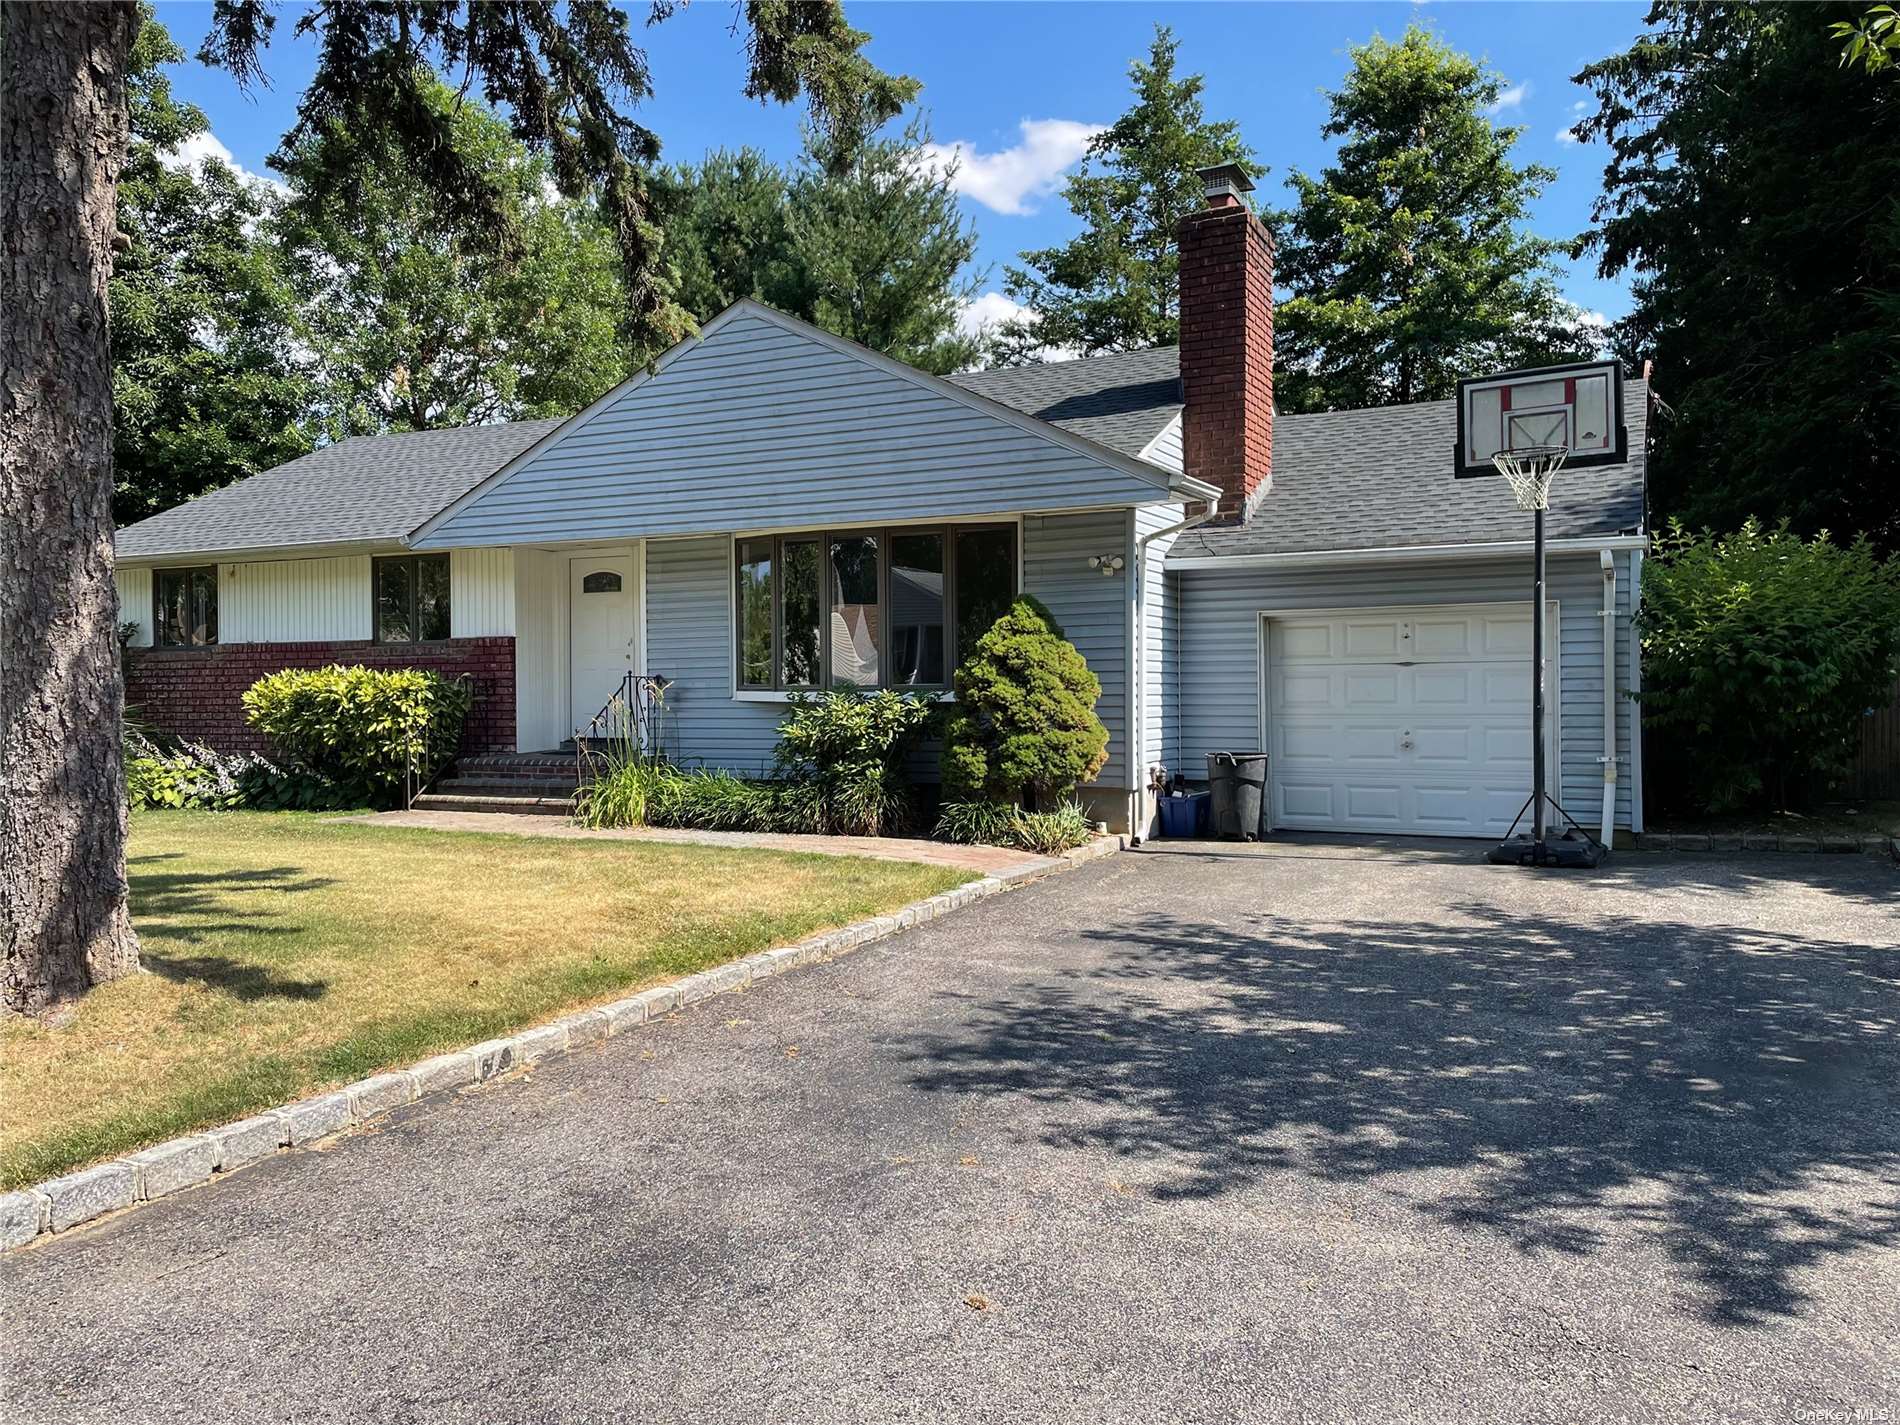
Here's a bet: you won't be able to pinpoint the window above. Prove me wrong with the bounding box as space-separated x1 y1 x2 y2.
374 554 451 643
581 570 622 594
735 524 1016 691
154 566 218 647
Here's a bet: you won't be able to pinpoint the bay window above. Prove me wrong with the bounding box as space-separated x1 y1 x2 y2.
735 524 1016 692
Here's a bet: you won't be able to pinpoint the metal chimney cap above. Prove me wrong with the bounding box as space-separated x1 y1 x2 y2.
1197 163 1255 199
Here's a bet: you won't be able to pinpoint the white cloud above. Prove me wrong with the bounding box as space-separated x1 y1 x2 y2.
1487 81 1531 116
956 291 1033 341
918 118 1104 216
159 129 288 197
951 293 1082 367
1555 99 1590 147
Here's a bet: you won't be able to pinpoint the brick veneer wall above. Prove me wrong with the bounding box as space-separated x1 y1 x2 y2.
1177 197 1276 523
124 637 516 755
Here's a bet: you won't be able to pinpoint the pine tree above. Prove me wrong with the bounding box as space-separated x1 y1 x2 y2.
785 113 983 374
1272 26 1597 412
988 26 1259 364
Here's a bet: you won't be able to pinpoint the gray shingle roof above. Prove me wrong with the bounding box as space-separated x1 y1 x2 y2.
948 347 1182 458
1171 379 1649 559
115 419 567 560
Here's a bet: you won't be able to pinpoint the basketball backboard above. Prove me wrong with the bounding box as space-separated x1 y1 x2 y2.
1454 360 1626 478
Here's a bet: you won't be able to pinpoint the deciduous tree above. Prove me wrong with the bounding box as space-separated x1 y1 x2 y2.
111 8 311 525
275 78 629 436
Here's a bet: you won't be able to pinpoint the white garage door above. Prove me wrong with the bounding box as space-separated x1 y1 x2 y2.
1264 603 1557 838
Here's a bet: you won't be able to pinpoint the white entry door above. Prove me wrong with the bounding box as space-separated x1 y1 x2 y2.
568 554 636 735
1263 603 1558 838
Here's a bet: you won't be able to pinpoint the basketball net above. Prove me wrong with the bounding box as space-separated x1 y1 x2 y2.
1491 444 1567 511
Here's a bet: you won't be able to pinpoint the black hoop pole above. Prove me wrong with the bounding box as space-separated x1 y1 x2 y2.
1531 503 1548 862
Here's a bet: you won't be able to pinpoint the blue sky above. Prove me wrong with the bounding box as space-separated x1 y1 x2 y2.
156 1 1647 334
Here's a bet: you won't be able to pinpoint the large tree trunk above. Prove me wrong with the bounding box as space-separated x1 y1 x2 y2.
1 1 141 1016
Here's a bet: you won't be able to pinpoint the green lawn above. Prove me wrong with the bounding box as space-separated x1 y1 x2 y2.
0 811 972 1191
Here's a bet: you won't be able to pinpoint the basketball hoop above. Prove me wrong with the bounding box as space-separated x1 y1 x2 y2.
1491 444 1567 512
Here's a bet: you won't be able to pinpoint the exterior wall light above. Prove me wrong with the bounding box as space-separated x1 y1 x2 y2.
1088 553 1126 576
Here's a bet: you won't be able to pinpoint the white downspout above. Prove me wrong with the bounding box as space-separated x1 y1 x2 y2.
1599 549 1619 849
1129 499 1216 846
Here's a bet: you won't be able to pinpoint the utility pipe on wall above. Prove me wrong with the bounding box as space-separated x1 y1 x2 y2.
1599 549 1619 850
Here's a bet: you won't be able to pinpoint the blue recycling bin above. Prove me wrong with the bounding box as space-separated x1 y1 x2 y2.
1156 791 1211 838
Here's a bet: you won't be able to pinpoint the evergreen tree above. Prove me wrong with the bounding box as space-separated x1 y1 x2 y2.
656 148 798 324
661 114 984 374
1273 26 1597 413
785 113 983 374
988 26 1259 364
1577 2 1900 548
111 10 312 524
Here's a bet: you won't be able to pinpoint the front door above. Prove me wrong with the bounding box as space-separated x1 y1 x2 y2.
568 554 636 736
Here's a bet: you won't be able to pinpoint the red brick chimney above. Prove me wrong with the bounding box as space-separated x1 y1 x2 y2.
1178 163 1274 523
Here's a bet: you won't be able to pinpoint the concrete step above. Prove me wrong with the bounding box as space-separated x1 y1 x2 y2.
433 777 577 798
410 792 574 817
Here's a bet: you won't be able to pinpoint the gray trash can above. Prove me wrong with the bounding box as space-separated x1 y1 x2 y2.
1206 752 1268 841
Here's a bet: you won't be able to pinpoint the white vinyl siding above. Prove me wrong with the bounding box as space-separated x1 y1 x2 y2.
119 547 516 647
218 555 371 643
1171 552 1637 830
512 547 562 753
415 310 1170 549
114 566 154 647
450 547 515 637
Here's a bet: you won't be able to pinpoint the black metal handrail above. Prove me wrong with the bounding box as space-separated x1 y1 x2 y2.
573 672 671 758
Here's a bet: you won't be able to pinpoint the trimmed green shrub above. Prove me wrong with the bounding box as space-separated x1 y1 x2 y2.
773 689 937 836
242 665 473 805
1637 519 1900 812
942 596 1109 808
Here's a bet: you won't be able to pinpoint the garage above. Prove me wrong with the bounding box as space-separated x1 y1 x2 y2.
1261 602 1558 838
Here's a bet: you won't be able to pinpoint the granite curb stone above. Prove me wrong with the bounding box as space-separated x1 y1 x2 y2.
124 1137 220 1201
4 834 1124 1251
1636 831 1897 857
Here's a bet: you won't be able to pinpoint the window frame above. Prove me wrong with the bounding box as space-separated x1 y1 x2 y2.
733 522 1017 694
372 553 453 645
152 565 219 649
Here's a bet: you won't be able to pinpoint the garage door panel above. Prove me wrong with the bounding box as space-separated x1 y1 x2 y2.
1276 782 1336 821
1265 603 1554 839
1278 624 1334 659
1342 619 1402 658
1412 667 1479 708
1343 671 1400 706
1278 671 1335 709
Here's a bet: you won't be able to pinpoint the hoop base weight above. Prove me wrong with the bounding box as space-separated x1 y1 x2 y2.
1486 830 1606 869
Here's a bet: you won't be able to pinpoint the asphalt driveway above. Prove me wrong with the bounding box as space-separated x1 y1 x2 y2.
6 840 1898 1423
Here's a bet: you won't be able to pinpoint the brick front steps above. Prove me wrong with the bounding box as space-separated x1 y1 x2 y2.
412 752 586 816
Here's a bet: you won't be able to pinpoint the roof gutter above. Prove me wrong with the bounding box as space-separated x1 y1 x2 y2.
1169 475 1222 503
1166 532 1649 571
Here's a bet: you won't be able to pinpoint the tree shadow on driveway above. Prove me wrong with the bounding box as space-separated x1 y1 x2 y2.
904 899 1900 1329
